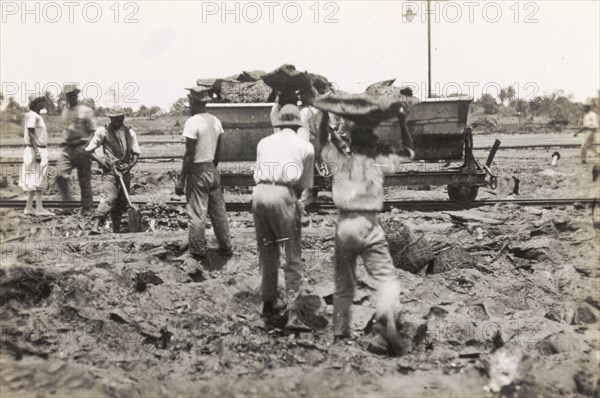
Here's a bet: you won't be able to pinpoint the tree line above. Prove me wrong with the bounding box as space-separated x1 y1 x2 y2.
474 87 600 123
2 88 599 125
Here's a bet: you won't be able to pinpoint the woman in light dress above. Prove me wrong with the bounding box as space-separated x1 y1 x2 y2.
19 96 53 216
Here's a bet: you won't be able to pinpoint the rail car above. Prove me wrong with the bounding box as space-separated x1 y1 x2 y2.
208 98 499 204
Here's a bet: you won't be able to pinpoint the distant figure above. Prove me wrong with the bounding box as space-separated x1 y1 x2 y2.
20 97 53 216
574 105 599 164
55 84 96 211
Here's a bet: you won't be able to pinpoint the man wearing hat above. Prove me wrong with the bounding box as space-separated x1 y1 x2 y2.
56 84 96 211
85 105 140 234
253 104 314 331
175 87 232 260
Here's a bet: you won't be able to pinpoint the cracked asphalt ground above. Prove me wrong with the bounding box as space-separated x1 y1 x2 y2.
1 143 599 397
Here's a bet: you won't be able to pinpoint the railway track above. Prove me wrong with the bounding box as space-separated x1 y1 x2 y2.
0 144 582 166
0 198 596 212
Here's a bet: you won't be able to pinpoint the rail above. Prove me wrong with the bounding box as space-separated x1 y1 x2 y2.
0 198 596 212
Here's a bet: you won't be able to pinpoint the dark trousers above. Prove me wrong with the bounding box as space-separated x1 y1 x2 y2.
94 172 130 228
56 145 93 209
186 163 231 256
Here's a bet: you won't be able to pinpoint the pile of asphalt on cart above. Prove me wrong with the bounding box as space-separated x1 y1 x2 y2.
194 65 333 103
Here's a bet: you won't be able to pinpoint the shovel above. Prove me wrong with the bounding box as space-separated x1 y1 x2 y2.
113 166 142 233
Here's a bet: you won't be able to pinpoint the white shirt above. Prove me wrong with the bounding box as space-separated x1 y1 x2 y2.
24 111 47 146
85 126 141 155
321 142 407 211
254 129 315 191
583 111 598 129
182 113 224 163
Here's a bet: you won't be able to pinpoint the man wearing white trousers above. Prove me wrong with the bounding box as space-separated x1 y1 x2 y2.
317 109 413 353
253 104 314 331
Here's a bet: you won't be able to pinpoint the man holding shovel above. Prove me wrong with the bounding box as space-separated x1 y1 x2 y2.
85 105 140 234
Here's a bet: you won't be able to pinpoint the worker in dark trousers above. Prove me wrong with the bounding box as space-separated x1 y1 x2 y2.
85 106 140 234
175 88 232 261
55 84 96 212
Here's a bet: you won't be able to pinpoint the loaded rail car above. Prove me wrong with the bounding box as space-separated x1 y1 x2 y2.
208 99 499 204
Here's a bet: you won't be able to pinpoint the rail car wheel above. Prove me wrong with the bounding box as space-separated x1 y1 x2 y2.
448 184 479 205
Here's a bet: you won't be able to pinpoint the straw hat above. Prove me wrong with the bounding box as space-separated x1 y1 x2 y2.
273 104 303 128
106 105 128 117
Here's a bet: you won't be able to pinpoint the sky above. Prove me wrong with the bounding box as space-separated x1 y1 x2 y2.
1 0 599 110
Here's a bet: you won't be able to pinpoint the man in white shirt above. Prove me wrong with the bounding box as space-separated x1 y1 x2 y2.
575 105 599 163
253 104 314 331
175 88 232 260
85 106 140 234
317 108 413 354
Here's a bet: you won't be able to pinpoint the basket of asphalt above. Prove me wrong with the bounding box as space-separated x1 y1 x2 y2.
380 219 434 274
313 91 409 126
261 64 312 95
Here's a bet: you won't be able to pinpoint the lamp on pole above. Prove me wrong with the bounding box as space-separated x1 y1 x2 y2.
404 0 433 99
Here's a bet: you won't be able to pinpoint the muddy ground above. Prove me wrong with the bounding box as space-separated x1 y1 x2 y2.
0 142 599 397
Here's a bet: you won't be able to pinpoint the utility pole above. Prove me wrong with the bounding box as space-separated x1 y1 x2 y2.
427 0 432 98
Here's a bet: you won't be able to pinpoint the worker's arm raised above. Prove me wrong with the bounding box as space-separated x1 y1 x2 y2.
398 106 414 150
318 111 330 149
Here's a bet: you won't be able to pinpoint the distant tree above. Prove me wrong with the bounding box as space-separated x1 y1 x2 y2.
512 98 528 115
505 86 516 105
148 105 161 116
0 92 4 102
528 96 543 116
169 97 188 116
498 89 507 106
56 92 67 114
5 96 26 124
44 90 58 115
478 93 499 114
6 96 24 112
135 105 149 117
123 106 133 115
552 96 572 119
